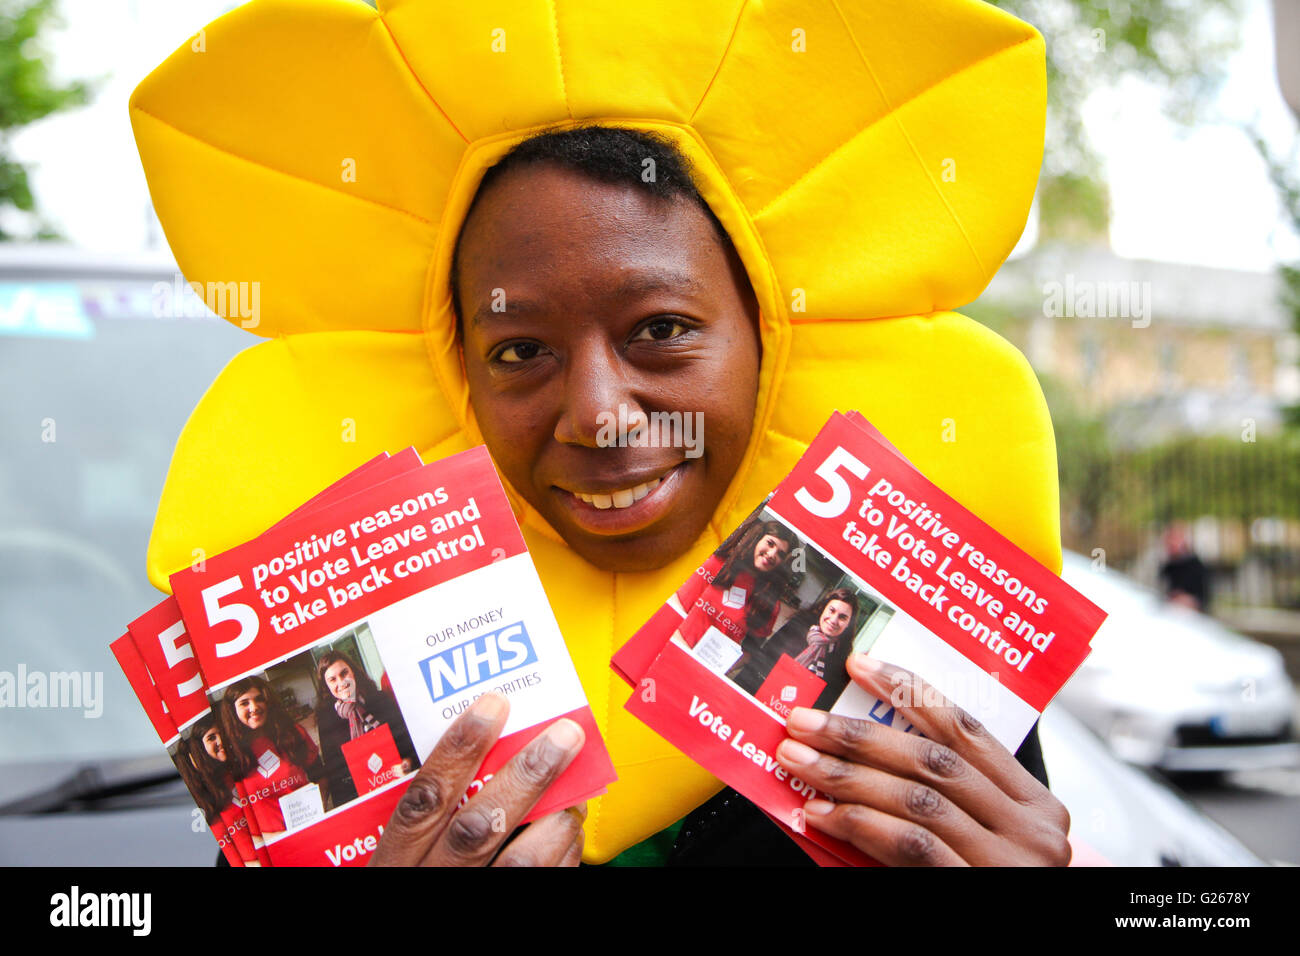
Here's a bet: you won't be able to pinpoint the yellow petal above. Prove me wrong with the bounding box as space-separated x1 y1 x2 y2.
131 0 462 335
146 330 456 589
765 312 1062 573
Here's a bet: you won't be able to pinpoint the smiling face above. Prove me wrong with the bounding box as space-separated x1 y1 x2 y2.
202 727 226 763
753 534 791 574
233 688 266 731
324 660 357 702
819 598 854 639
457 162 762 572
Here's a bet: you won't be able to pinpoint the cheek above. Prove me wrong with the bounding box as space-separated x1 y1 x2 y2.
694 342 760 453
465 368 550 471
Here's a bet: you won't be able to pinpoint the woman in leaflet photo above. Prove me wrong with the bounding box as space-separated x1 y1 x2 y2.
313 649 417 807
219 675 327 840
176 715 257 865
793 588 860 681
740 577 901 708
134 0 1070 867
673 515 800 658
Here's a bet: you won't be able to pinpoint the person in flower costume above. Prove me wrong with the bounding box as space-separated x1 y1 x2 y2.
132 0 1070 865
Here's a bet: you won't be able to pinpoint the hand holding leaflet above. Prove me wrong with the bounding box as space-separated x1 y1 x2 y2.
370 692 587 867
168 445 615 865
621 411 1105 866
776 654 1070 866
113 447 614 866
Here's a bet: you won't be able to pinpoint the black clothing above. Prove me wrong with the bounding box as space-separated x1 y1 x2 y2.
1158 553 1211 611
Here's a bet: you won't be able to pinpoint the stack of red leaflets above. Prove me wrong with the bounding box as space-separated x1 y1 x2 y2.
111 446 615 866
614 412 1107 866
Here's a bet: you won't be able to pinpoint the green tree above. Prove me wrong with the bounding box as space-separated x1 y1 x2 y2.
1247 129 1300 427
0 0 89 240
989 0 1244 238
1038 374 1116 541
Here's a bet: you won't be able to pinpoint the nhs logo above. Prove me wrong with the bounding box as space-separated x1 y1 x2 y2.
419 622 536 702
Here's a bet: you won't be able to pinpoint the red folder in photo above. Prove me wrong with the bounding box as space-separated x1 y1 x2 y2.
342 724 403 796
755 655 826 719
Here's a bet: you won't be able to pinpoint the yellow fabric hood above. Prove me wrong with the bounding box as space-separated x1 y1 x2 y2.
131 0 1058 862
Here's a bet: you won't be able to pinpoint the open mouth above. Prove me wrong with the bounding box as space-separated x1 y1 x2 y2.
572 477 662 511
553 463 688 536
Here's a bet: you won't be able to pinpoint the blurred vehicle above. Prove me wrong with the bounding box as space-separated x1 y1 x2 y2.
1058 551 1299 774
0 245 249 762
1039 703 1264 866
0 752 215 866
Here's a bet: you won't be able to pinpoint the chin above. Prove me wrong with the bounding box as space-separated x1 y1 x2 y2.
566 525 700 574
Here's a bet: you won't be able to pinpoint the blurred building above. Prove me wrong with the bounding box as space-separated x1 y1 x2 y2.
975 241 1299 448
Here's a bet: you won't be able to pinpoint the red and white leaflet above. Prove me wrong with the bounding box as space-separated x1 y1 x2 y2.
109 634 255 866
623 411 1105 866
122 450 422 864
170 445 616 866
128 451 414 727
128 598 209 732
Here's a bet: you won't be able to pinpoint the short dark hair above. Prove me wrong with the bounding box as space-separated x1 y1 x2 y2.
450 125 733 323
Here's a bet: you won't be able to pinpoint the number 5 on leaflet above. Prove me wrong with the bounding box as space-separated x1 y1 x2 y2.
793 446 869 519
203 575 260 658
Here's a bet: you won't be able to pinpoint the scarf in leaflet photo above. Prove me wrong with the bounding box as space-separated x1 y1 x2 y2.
794 626 837 677
335 696 380 741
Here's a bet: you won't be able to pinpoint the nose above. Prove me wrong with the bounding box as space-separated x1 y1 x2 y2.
552 340 646 449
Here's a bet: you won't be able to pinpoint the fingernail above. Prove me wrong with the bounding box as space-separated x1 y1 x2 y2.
546 718 583 752
471 692 508 721
786 708 828 733
851 653 884 672
778 739 819 766
804 799 834 816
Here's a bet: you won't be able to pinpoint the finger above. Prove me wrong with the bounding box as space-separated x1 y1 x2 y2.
369 692 509 867
801 799 966 867
556 837 582 868
560 828 584 867
776 738 997 861
492 803 587 868
845 654 1047 805
422 717 585 867
784 706 1022 831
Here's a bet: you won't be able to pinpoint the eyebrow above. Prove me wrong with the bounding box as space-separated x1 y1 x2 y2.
469 269 705 328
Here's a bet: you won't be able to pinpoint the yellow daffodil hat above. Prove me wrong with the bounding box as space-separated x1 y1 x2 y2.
132 0 1055 861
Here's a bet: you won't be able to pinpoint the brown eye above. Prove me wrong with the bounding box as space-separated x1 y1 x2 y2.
497 342 544 363
633 318 688 342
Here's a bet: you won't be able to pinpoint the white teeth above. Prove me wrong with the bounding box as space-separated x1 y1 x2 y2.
575 478 662 510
